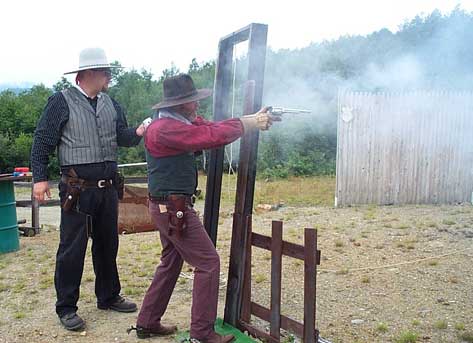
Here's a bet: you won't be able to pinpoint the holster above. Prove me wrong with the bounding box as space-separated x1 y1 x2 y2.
61 169 81 212
167 195 188 238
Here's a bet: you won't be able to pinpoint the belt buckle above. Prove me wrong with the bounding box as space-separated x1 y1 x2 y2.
97 179 106 188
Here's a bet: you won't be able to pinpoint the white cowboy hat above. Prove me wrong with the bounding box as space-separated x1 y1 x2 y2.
64 47 123 74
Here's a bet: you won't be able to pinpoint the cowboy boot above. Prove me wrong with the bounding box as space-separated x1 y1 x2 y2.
191 331 235 343
127 323 178 339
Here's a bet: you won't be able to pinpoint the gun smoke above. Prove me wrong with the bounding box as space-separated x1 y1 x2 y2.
243 7 473 177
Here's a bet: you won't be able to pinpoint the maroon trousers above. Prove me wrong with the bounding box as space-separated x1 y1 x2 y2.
137 200 220 339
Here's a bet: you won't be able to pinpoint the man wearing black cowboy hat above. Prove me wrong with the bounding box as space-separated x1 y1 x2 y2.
31 48 147 331
127 74 280 342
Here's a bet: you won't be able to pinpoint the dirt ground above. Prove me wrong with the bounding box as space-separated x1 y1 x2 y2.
1 194 473 343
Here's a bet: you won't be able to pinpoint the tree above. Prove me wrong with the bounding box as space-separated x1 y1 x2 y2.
53 77 73 92
159 63 180 81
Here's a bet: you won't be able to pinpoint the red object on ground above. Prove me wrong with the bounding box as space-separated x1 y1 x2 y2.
14 167 29 172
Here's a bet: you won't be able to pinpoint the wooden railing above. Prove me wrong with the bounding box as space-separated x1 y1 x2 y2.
238 219 321 343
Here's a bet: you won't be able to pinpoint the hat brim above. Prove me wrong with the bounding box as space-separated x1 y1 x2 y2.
64 64 123 75
152 89 212 110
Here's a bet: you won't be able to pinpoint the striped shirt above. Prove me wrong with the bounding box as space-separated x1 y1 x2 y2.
31 90 141 182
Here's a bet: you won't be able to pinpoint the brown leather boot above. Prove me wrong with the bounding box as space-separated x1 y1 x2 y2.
127 323 178 339
191 331 235 343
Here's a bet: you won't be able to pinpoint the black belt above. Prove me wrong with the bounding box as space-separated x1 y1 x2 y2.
61 175 114 189
148 194 192 202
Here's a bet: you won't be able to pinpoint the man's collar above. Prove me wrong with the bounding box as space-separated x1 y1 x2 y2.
158 109 192 125
74 84 102 99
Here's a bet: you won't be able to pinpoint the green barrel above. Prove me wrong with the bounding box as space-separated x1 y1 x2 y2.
0 179 20 253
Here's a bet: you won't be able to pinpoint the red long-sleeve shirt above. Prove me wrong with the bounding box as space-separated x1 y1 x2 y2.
144 116 244 158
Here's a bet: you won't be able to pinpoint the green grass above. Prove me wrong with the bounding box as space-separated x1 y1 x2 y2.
254 274 267 283
455 323 465 331
12 281 26 293
122 286 141 296
39 276 53 289
376 322 388 333
459 331 473 342
394 330 419 343
395 224 410 230
197 174 336 208
434 320 447 329
335 268 349 275
442 219 456 226
13 312 26 319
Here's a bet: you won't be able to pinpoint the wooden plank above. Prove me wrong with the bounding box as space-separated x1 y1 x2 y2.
251 232 307 260
31 189 40 229
241 216 252 323
203 38 234 245
224 23 268 327
120 176 147 184
250 302 304 337
270 221 283 339
16 199 60 207
225 82 256 326
304 229 317 343
218 24 251 45
238 320 279 343
335 90 342 207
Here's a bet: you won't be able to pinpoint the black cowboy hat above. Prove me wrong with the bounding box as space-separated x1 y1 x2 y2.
152 74 212 110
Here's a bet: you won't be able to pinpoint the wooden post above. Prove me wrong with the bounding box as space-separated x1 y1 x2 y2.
31 183 39 231
203 38 234 246
303 228 318 343
241 215 252 323
270 221 283 339
224 23 268 327
225 80 256 325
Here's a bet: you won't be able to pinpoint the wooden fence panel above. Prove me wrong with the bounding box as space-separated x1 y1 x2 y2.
336 91 473 206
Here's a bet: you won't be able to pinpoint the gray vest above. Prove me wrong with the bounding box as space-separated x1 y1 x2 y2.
58 87 118 166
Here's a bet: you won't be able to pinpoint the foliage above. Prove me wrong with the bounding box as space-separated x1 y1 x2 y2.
0 85 52 173
52 77 73 92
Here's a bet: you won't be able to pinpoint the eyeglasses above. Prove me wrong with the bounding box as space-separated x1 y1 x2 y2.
94 68 112 77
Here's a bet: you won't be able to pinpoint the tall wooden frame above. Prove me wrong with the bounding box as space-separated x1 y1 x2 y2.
203 23 267 245
202 23 268 326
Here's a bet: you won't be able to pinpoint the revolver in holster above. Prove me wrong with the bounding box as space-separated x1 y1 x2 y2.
62 181 81 212
167 195 188 238
60 168 81 212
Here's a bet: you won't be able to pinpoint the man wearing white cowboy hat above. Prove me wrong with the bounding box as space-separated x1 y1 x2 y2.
127 73 280 342
31 47 146 331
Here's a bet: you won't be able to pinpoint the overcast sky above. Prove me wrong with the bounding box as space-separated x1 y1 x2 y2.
1 0 472 87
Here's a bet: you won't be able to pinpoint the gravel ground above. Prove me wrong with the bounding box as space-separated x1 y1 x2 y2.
1 199 473 343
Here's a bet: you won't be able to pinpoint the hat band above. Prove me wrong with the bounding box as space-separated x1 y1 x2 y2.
164 89 198 101
78 63 117 69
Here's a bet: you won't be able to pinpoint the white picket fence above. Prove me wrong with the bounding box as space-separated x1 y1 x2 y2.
336 91 473 206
